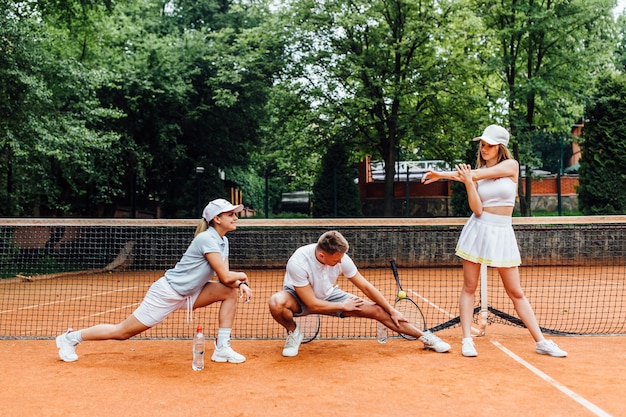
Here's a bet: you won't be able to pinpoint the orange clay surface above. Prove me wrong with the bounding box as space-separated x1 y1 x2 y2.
1 324 624 417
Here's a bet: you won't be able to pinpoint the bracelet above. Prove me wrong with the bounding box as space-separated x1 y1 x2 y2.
238 281 248 288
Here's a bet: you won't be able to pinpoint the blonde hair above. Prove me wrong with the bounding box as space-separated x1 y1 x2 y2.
194 218 209 237
476 143 514 168
317 231 350 254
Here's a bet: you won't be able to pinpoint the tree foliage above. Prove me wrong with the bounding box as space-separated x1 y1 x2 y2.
276 0 484 216
473 0 616 216
312 141 363 218
91 0 283 217
0 0 284 217
1 0 624 218
578 73 626 215
0 0 121 216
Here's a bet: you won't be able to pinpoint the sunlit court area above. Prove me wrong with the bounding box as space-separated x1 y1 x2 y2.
1 218 625 416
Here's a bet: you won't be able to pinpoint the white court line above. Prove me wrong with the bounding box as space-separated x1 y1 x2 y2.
0 285 149 315
408 289 456 319
409 287 612 415
80 303 141 320
408 289 483 334
492 340 614 417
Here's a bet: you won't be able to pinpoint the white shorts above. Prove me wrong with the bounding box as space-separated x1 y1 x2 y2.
133 276 202 327
455 212 521 268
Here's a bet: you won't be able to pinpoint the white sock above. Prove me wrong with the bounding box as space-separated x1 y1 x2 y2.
67 330 83 344
217 328 231 348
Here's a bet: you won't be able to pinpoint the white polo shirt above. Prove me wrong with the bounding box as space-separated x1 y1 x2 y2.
165 227 227 296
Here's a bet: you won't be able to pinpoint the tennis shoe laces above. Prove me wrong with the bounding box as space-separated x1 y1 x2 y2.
211 339 246 363
462 337 478 357
56 328 79 362
535 339 567 357
282 327 304 357
418 330 450 353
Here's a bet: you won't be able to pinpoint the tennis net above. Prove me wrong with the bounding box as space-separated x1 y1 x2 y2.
1 217 624 340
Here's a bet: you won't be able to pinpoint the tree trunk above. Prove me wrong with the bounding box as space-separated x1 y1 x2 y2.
512 141 530 216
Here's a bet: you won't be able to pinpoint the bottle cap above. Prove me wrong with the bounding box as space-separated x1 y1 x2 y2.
197 326 203 332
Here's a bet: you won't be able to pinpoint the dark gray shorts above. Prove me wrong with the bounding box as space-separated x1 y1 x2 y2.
283 286 353 318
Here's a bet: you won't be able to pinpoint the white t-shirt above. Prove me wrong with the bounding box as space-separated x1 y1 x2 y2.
283 243 358 300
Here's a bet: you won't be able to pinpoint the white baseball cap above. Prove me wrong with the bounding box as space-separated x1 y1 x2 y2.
202 198 244 222
473 125 509 147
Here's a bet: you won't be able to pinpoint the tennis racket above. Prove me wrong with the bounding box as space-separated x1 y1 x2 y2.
390 259 426 340
294 314 320 344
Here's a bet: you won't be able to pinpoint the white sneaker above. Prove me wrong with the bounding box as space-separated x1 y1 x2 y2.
56 328 79 362
536 339 567 357
211 340 246 363
418 331 451 353
462 337 477 357
282 328 304 357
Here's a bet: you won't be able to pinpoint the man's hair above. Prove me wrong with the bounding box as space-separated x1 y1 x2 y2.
316 231 350 254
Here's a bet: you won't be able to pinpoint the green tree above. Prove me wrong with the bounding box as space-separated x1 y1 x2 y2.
276 0 483 217
531 132 573 175
0 3 41 215
0 0 285 217
78 0 282 217
578 73 626 215
615 10 626 71
0 0 121 216
247 84 323 216
474 0 616 216
312 141 363 217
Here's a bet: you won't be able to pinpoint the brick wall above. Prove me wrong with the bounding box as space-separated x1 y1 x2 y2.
521 175 578 195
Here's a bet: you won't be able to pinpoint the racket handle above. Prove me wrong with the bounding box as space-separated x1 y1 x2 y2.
390 259 398 272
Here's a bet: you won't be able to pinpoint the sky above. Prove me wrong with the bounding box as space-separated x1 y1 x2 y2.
617 0 626 15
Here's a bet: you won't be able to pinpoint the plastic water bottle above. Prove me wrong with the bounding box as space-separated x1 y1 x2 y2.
192 325 205 371
377 324 388 344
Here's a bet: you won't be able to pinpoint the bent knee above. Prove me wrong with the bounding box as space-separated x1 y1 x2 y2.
225 285 239 298
268 292 294 312
268 293 284 312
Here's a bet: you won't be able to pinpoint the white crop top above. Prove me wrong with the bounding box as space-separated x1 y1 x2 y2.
477 177 517 207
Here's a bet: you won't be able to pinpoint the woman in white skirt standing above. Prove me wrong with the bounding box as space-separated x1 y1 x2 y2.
422 125 567 358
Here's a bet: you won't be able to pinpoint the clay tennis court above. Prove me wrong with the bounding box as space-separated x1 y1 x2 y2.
1 267 624 417
1 218 625 416
1 327 624 416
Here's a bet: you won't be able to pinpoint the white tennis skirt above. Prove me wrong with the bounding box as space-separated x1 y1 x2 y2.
455 212 521 267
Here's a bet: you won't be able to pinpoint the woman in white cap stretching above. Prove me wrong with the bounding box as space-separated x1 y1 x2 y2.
422 125 567 358
56 198 252 364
